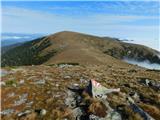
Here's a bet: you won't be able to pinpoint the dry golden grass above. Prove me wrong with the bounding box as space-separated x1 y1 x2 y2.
139 103 160 119
88 100 107 117
1 64 160 120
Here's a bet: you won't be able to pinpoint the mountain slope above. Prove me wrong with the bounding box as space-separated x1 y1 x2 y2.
2 42 23 55
2 31 160 67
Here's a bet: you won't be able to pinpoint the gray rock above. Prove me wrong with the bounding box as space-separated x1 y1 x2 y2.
53 94 61 98
55 84 59 87
80 78 88 84
72 107 83 119
106 111 122 120
63 118 68 120
40 109 47 116
26 101 34 107
19 80 25 84
59 64 73 68
35 109 47 116
89 111 122 120
0 81 6 86
129 92 140 102
139 78 160 90
0 109 14 115
89 114 100 120
34 79 45 85
65 91 77 108
65 97 76 108
17 110 32 117
14 93 28 106
64 76 71 79
7 92 15 98
13 83 17 87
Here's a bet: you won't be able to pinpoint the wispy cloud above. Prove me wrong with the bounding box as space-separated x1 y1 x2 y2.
2 6 158 33
2 1 159 16
1 1 159 50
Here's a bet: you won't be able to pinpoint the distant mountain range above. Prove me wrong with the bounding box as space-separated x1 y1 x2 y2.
2 31 160 67
1 33 43 47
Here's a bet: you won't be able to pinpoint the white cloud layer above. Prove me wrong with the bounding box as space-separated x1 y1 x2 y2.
124 58 160 70
1 36 30 40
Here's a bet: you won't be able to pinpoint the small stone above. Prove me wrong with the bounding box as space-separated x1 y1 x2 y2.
59 64 73 68
54 94 61 98
89 114 100 120
35 109 47 116
13 83 17 87
0 81 6 86
55 84 59 87
40 109 47 116
26 101 34 107
107 111 122 120
19 80 24 84
127 50 131 54
64 76 71 79
0 109 14 115
72 107 83 119
80 78 87 83
64 118 68 120
129 92 140 102
34 80 45 85
73 83 79 87
7 92 15 98
17 110 32 117
145 79 150 86
14 93 28 106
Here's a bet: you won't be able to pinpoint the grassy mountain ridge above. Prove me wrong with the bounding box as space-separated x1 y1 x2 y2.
2 31 160 67
1 31 160 120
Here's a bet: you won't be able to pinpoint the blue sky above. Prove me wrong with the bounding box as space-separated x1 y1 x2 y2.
1 1 160 50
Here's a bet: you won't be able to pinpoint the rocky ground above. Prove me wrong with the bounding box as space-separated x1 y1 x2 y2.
1 64 160 120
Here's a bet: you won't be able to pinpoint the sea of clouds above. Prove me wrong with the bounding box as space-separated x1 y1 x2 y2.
124 58 160 70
